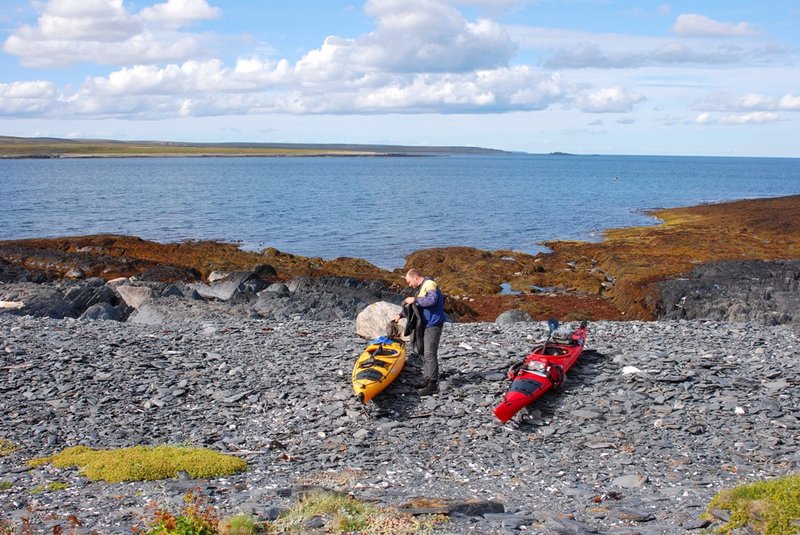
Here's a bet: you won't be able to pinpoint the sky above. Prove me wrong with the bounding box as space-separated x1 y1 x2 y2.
1 0 799 157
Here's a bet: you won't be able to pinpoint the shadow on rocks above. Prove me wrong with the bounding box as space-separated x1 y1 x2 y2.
361 354 428 420
512 349 605 428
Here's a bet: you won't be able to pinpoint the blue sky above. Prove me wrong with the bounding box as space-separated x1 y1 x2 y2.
1 0 798 156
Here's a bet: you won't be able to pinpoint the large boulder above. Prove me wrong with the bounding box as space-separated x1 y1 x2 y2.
254 276 401 322
0 279 129 320
116 285 153 309
355 301 406 340
495 309 532 325
190 271 269 302
126 296 256 325
80 302 123 321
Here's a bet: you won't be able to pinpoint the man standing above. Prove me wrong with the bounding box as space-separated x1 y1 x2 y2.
397 269 445 396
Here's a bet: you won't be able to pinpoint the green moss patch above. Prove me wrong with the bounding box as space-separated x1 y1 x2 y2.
272 491 447 534
707 472 800 534
30 481 70 494
0 439 19 457
29 445 246 483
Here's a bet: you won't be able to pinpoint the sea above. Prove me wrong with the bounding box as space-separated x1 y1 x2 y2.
2 154 799 270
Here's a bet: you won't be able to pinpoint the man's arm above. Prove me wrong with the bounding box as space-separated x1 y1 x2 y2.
416 280 439 307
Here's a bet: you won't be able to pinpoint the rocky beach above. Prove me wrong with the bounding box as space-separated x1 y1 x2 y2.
1 311 799 534
1 194 800 534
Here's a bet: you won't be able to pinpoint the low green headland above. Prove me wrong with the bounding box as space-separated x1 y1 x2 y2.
0 136 507 158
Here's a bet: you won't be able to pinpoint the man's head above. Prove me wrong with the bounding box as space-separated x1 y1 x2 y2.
405 269 424 288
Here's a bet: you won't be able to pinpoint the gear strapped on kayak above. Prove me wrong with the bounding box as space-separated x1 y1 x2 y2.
352 336 407 404
494 319 588 423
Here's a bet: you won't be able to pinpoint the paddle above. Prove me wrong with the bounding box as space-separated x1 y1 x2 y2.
508 318 561 381
542 317 559 355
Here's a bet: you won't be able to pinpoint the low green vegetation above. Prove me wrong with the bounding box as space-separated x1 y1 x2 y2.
271 491 376 533
141 488 221 535
707 472 800 534
0 439 19 457
218 515 261 535
0 481 14 491
30 481 71 494
0 138 371 158
139 489 446 535
29 445 246 483
271 491 447 534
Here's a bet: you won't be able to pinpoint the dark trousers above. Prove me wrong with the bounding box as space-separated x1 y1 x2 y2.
418 323 442 383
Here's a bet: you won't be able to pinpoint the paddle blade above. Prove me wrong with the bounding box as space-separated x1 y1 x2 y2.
547 318 559 332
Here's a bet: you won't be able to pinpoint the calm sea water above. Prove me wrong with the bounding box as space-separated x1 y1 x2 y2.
1 154 799 269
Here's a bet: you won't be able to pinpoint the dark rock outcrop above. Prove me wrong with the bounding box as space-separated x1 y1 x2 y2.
254 275 402 322
658 259 800 325
0 278 132 320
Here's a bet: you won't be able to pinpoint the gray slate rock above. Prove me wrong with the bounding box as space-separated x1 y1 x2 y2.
0 315 797 535
659 259 800 325
495 309 532 324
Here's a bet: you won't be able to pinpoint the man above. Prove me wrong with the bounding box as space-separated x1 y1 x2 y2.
395 269 445 396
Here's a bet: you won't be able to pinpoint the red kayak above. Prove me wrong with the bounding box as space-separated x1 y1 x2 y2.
493 320 588 423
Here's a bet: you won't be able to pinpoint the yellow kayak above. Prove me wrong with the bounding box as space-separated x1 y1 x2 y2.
352 336 406 403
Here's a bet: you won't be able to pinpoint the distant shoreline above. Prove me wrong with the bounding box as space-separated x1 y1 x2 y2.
0 152 430 159
0 135 509 159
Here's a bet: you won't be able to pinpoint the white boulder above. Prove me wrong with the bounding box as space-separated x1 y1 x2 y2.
355 301 407 340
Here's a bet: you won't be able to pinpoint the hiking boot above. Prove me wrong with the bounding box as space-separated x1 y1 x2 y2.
418 380 438 396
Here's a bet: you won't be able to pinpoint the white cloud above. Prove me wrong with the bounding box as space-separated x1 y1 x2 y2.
779 94 800 110
10 0 543 119
354 0 517 73
4 31 203 68
2 0 219 67
576 86 645 113
0 81 58 114
512 24 775 70
35 0 141 41
719 112 781 124
446 0 522 8
64 60 567 117
140 0 221 27
694 111 782 125
1 0 796 137
694 92 800 112
672 14 757 38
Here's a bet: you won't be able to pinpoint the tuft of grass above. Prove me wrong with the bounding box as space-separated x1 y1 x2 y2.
0 439 19 457
218 515 260 535
271 491 447 534
298 468 364 489
0 481 13 491
30 481 70 494
29 445 246 483
137 488 444 535
271 491 374 533
706 473 800 534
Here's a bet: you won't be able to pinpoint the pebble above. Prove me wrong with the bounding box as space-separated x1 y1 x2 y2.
0 314 798 534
